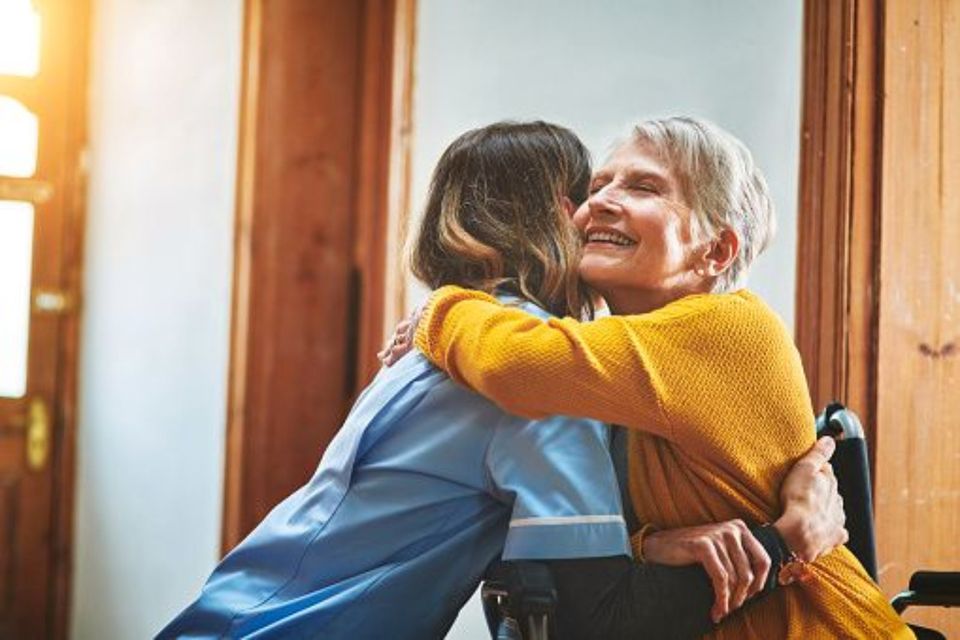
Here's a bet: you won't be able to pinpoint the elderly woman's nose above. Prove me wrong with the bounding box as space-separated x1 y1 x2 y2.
588 185 622 214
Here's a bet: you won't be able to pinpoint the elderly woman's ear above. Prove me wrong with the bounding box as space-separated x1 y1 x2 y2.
697 228 740 278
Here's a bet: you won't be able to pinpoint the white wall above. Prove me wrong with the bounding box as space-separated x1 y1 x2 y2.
409 0 803 330
69 1 801 638
407 2 804 638
71 1 241 638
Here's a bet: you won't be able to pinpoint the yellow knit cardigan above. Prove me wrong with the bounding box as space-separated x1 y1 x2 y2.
415 285 911 639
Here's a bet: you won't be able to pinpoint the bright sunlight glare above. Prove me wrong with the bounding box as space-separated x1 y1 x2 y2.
0 0 41 77
0 96 39 177
0 201 34 398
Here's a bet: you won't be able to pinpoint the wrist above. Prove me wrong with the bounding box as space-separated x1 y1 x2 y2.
772 508 813 561
630 523 659 562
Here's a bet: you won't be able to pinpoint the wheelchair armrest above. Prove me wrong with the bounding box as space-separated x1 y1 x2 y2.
482 560 557 639
891 571 960 613
483 560 557 615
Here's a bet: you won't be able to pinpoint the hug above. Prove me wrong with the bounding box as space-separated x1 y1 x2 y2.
159 118 909 639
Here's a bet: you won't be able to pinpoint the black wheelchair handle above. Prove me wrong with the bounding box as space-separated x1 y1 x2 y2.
815 406 865 440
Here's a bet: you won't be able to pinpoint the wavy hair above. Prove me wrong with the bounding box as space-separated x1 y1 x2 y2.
410 121 593 318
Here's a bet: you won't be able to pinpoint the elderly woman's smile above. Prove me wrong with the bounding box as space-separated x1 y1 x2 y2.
573 138 704 315
583 227 638 249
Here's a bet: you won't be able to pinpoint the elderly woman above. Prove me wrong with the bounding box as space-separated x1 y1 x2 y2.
410 117 911 638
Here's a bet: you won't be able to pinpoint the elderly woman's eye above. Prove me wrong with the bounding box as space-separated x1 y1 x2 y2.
630 182 658 194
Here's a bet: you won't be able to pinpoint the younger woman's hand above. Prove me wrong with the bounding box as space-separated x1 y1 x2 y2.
642 519 770 624
774 436 848 563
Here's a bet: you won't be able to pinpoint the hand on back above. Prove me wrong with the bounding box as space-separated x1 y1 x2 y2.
378 307 423 366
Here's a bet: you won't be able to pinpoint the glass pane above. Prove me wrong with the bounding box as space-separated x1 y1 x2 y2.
0 200 34 398
0 96 38 177
0 0 41 77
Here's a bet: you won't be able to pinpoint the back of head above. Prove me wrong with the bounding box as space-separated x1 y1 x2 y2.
411 121 592 318
630 116 776 292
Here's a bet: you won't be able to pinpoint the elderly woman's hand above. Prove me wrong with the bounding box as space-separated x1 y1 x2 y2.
377 307 423 366
642 519 770 624
773 436 849 563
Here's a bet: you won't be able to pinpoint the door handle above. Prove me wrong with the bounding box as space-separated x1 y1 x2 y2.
25 397 50 471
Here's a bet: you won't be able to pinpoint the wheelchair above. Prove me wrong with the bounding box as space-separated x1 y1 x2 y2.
481 404 960 639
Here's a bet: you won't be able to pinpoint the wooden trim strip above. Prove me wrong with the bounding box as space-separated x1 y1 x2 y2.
220 0 262 554
795 0 882 445
385 0 417 333
49 0 92 636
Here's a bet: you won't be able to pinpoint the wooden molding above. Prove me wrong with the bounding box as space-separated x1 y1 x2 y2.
385 0 417 340
353 0 417 388
795 0 883 443
43 0 92 637
221 0 417 551
220 0 262 555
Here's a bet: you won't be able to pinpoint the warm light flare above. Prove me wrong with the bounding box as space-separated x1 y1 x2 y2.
0 0 41 77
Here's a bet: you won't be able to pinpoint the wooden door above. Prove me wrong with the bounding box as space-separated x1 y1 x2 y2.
0 1 88 638
797 0 960 635
873 1 960 634
221 0 415 549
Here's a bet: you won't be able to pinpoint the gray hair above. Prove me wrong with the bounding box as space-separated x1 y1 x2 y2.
629 116 776 292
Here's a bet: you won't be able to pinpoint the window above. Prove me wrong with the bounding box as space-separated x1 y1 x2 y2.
0 0 42 398
0 0 41 77
0 201 34 398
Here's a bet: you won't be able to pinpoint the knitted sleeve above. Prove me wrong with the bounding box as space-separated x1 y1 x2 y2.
414 285 804 449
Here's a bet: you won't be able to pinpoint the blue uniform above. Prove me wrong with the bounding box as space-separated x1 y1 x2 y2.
159 301 629 639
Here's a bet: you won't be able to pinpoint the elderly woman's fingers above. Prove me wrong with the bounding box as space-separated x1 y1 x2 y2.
381 343 407 367
379 318 420 367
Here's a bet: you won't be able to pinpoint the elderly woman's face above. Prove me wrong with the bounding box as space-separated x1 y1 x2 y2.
572 139 700 305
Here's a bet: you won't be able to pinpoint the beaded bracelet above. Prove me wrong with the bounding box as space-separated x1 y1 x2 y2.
761 523 816 586
630 523 659 563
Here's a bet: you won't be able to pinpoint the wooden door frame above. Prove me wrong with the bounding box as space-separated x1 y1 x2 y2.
49 1 91 631
795 0 883 451
0 1 90 637
221 0 416 550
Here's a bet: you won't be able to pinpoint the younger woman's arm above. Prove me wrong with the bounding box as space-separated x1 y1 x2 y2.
546 523 789 640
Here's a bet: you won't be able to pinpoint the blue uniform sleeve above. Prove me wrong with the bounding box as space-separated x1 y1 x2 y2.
486 415 631 560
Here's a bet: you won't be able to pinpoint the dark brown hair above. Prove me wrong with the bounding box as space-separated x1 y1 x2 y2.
410 121 592 318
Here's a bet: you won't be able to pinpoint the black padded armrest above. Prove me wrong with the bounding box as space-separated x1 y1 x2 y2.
892 571 960 613
910 571 960 594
